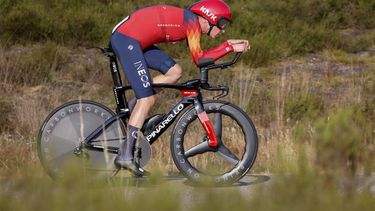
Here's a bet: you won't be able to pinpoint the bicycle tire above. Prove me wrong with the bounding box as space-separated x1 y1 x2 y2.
170 100 258 185
37 100 125 178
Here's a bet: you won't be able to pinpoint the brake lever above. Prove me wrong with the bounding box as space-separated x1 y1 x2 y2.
208 85 229 100
213 89 228 100
232 52 242 64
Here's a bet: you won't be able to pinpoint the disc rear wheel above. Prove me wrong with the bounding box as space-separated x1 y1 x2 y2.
37 100 125 178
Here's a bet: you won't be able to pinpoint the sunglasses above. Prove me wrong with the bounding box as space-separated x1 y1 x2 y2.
206 17 231 36
216 17 231 30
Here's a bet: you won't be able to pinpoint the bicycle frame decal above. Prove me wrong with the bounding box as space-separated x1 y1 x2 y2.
181 90 198 97
111 61 118 73
145 103 185 142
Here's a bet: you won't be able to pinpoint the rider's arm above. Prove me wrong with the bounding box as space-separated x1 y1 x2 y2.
185 15 233 66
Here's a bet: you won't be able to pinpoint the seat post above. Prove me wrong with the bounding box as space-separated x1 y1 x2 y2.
109 54 129 113
109 55 123 87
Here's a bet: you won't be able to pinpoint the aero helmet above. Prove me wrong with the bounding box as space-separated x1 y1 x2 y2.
189 0 231 30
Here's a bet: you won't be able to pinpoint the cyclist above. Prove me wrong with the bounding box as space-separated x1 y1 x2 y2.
110 0 250 176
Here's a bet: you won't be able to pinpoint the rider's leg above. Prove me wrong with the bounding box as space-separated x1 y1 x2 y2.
119 66 180 174
144 45 182 84
127 65 182 112
153 64 182 84
128 95 156 128
110 33 155 176
115 96 155 175
119 96 155 160
128 45 182 111
113 96 154 176
124 96 155 159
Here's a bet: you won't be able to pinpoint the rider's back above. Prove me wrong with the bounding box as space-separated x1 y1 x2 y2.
116 5 192 49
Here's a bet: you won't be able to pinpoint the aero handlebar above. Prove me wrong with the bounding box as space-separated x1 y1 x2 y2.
202 52 242 71
200 52 243 83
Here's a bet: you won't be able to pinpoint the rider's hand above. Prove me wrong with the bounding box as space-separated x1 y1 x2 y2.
227 39 250 52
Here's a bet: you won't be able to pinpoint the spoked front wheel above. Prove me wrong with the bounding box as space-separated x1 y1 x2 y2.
37 100 125 178
171 100 258 185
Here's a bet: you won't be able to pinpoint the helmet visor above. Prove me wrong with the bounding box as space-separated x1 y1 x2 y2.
217 17 231 30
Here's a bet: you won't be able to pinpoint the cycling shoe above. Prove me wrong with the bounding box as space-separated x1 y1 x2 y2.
114 156 150 177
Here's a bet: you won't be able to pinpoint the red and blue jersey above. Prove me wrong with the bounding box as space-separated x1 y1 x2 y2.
114 5 233 66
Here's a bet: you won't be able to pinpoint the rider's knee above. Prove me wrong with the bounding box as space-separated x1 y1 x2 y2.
168 64 183 81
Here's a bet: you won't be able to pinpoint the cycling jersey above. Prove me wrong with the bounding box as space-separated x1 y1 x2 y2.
114 5 234 66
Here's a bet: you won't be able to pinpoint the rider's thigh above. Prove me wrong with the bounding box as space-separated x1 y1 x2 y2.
110 33 154 99
143 45 176 74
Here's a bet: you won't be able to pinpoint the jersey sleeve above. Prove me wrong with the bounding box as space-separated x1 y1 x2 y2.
184 11 234 66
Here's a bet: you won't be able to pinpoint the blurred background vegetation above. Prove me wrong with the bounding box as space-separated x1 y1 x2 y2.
1 0 374 66
0 0 375 210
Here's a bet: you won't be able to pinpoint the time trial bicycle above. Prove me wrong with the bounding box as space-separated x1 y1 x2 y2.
37 47 258 185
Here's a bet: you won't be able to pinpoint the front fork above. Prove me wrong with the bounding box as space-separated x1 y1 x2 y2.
193 97 219 148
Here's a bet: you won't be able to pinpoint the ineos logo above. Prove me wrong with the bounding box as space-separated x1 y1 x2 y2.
134 61 151 88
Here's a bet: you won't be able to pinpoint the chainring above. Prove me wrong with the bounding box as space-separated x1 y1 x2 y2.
136 138 152 167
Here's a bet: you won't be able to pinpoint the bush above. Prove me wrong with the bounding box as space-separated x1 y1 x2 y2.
1 0 374 66
313 109 374 176
0 42 69 85
284 92 324 122
0 1 41 43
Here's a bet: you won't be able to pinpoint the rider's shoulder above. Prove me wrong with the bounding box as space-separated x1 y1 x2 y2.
183 9 198 21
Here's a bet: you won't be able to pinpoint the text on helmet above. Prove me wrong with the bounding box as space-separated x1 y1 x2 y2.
200 6 217 22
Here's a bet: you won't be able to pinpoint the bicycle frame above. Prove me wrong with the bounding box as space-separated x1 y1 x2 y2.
82 48 241 154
